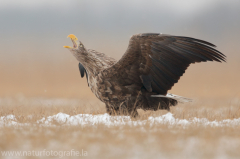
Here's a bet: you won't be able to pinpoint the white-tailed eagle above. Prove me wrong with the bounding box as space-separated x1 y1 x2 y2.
64 33 226 117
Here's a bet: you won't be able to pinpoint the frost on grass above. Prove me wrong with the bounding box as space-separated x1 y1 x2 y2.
1 112 240 128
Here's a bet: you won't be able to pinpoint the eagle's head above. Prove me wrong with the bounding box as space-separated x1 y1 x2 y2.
63 34 88 59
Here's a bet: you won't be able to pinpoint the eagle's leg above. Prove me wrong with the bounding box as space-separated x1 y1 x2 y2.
105 103 115 115
105 103 123 116
105 102 138 117
119 101 139 117
123 100 139 118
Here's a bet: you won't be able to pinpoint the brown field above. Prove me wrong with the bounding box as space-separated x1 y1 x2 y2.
1 28 240 159
0 45 239 159
1 47 240 159
0 95 240 159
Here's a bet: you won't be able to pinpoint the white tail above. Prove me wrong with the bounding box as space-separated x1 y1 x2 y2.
151 93 193 103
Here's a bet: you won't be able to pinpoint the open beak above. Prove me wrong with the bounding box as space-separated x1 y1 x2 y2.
63 34 79 49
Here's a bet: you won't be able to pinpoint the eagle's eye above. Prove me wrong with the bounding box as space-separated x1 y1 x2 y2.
79 44 83 47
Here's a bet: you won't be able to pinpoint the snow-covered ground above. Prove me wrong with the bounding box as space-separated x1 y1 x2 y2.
1 97 240 128
1 112 240 128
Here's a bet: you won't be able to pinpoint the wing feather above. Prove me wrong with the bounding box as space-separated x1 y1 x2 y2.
78 63 89 86
102 33 226 95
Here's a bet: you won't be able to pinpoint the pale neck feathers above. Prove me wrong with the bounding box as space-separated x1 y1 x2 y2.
73 49 116 75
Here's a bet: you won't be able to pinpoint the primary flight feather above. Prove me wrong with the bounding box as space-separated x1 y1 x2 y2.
64 33 226 117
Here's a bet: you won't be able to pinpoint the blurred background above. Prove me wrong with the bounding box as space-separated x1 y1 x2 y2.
0 0 239 100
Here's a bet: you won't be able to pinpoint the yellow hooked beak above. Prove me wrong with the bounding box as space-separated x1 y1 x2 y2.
63 34 79 49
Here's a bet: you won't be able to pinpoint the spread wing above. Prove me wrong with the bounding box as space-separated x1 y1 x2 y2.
102 33 226 95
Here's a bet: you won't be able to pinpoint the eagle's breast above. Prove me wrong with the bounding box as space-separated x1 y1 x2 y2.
88 72 134 103
87 72 110 102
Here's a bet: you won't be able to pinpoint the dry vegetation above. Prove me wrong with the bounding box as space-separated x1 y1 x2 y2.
0 55 240 158
0 97 240 159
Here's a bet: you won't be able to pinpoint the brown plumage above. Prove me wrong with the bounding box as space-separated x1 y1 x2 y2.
64 33 226 117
